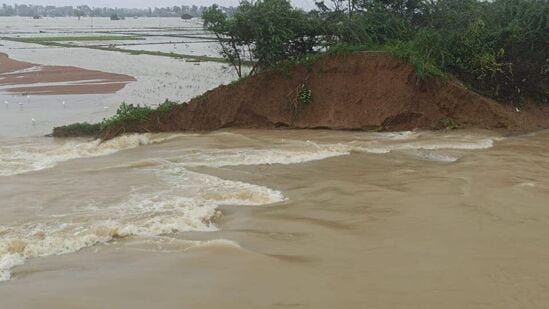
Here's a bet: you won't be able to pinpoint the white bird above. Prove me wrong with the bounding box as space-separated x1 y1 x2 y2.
4 100 8 107
62 100 66 108
31 118 36 126
103 106 109 110
515 107 521 112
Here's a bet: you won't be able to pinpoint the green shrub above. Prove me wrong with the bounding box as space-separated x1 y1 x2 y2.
55 122 102 136
55 100 186 137
157 99 178 114
114 103 151 122
297 84 312 106
385 41 446 81
99 103 152 130
289 83 312 114
441 117 461 130
204 0 548 103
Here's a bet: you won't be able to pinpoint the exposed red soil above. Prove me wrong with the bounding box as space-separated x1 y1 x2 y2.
0 52 135 95
58 52 549 138
0 52 34 74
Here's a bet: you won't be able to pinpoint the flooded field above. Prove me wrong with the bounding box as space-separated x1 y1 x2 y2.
0 18 236 137
0 17 220 57
1 17 549 309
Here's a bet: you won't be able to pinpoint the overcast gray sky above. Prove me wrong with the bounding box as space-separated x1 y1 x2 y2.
2 1 317 9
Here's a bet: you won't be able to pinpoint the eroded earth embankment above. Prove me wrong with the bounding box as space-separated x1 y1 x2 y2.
56 52 549 138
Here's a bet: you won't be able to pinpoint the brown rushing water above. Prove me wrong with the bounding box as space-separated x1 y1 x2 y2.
0 129 548 308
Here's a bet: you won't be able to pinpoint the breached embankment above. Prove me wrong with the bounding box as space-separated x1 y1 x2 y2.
54 52 549 138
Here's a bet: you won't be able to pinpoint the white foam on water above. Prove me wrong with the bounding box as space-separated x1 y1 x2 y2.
184 239 242 251
122 238 243 254
0 133 186 177
0 162 285 282
146 133 497 168
347 138 494 153
332 136 497 162
0 131 501 282
0 254 25 281
233 135 496 164
363 131 417 141
176 147 350 167
401 150 462 162
0 131 496 177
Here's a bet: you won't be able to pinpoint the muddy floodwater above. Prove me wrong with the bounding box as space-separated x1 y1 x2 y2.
1 129 548 308
1 17 549 309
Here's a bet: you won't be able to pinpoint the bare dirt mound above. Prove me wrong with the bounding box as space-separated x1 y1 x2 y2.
0 52 135 95
61 52 549 138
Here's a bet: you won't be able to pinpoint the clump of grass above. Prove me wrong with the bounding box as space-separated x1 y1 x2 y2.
276 43 381 77
228 76 249 88
156 99 178 114
326 43 381 55
54 99 186 138
277 54 324 76
190 92 209 103
100 102 152 130
440 117 460 130
385 41 446 81
54 122 102 137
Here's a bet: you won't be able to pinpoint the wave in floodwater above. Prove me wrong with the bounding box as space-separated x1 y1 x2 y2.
0 162 285 282
0 130 502 281
0 131 498 177
171 134 496 166
0 133 187 177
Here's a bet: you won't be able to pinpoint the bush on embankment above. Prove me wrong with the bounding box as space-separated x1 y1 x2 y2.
53 100 180 138
203 0 548 103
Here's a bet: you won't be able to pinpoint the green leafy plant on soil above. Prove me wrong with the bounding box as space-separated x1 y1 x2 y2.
441 117 461 130
54 122 102 136
55 100 184 137
297 84 312 106
289 83 312 114
276 43 380 77
384 41 447 82
100 102 152 130
156 99 178 114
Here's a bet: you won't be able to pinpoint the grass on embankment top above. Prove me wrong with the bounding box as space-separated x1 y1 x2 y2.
10 35 144 43
275 43 446 82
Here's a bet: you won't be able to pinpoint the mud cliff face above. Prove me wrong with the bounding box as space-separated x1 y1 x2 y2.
60 52 549 139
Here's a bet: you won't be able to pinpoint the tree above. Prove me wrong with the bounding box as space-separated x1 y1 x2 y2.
203 4 248 78
205 0 548 102
204 0 321 77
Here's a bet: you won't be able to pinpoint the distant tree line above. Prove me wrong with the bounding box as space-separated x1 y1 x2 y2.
0 3 236 19
204 0 548 103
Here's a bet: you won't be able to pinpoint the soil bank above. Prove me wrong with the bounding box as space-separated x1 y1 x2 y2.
59 52 549 138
